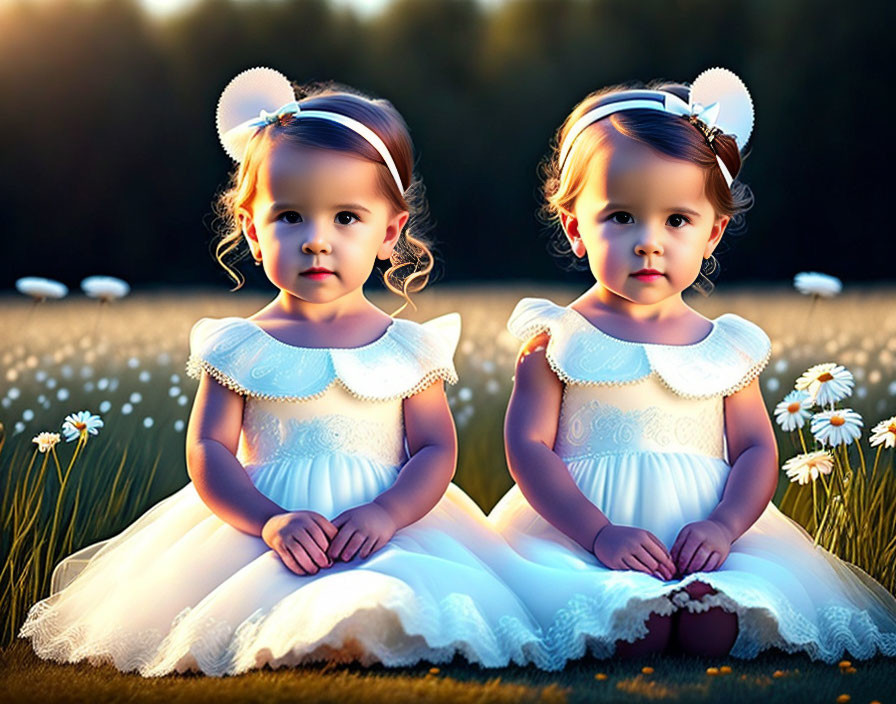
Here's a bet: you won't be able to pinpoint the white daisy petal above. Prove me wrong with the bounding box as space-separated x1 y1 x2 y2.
810 408 863 447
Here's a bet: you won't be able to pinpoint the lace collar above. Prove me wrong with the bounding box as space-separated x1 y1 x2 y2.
186 313 461 402
508 297 771 399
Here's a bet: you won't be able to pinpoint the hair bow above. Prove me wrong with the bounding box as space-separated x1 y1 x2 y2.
251 100 303 128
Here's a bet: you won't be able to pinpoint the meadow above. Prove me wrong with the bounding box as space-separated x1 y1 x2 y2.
1 283 895 703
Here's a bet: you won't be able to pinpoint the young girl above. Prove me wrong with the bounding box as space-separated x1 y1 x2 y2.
18 67 549 676
490 68 896 665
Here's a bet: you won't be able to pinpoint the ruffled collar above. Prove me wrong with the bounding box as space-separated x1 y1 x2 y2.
508 297 771 399
186 313 461 402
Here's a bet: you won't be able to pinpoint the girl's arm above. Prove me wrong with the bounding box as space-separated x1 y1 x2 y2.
374 378 457 526
671 376 779 573
504 334 609 552
506 335 675 578
185 373 287 536
709 376 779 540
326 378 457 562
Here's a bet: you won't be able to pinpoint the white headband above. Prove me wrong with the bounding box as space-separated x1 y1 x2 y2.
558 67 754 189
216 67 406 194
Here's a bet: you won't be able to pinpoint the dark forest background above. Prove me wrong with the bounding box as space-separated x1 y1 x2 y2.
0 0 892 292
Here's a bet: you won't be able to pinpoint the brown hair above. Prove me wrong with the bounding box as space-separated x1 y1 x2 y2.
539 80 754 294
211 80 433 315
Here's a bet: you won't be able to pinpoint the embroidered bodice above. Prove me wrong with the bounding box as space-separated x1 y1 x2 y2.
185 313 461 469
508 297 771 462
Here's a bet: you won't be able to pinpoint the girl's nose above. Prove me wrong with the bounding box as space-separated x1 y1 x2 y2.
634 229 663 256
301 231 332 255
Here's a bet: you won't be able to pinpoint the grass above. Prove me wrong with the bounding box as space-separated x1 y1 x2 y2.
3 638 894 703
2 282 896 701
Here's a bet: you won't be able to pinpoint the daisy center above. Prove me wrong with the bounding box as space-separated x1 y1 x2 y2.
817 372 834 382
830 416 845 426
787 402 802 413
888 423 896 434
74 421 86 430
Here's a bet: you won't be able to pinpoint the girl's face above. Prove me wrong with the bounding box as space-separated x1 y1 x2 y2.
241 139 409 305
561 131 729 307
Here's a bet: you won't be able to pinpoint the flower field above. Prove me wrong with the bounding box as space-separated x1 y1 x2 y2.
2 283 895 653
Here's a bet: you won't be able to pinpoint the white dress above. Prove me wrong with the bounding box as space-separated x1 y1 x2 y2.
488 297 896 668
18 313 551 677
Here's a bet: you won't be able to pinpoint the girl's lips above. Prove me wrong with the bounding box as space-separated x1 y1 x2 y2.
301 270 334 280
632 272 664 281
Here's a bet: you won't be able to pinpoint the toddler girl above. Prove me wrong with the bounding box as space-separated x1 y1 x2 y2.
18 67 547 676
490 68 896 665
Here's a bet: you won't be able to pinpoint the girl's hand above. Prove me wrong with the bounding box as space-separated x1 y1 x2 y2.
670 519 733 576
327 502 397 562
591 524 676 580
262 510 338 576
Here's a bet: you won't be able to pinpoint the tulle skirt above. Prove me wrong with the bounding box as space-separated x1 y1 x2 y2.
18 454 553 676
488 450 896 668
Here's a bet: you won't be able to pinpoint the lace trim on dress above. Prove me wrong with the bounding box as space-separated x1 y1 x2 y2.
507 297 771 399
17 585 553 676
184 313 461 402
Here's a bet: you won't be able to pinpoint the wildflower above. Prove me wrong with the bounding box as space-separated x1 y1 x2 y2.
869 416 896 449
80 275 130 301
811 408 863 447
774 390 812 431
32 432 61 453
795 363 854 405
15 276 68 300
61 410 104 442
793 271 842 297
782 450 835 484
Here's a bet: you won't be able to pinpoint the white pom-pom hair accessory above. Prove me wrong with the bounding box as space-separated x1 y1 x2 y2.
558 67 754 188
216 66 406 193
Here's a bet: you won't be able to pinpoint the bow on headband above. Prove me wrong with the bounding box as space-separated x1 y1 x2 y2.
216 67 406 194
557 67 754 188
252 100 304 128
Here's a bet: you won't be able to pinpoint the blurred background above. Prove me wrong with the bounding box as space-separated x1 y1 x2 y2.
0 0 892 288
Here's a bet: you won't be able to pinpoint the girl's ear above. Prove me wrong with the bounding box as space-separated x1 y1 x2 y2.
704 214 730 259
239 210 261 257
560 211 587 258
378 210 410 260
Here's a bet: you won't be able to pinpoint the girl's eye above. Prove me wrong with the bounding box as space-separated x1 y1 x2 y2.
278 211 302 224
335 211 359 226
668 214 691 228
609 212 634 225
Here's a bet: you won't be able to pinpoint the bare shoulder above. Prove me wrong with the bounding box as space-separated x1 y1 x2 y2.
514 332 562 393
186 371 245 456
516 332 552 366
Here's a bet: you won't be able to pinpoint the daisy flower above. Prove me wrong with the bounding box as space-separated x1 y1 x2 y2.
869 416 896 449
774 390 813 431
795 363 854 406
15 276 68 300
80 275 130 301
32 431 61 453
782 450 835 485
793 271 842 298
61 410 104 443
810 408 863 447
